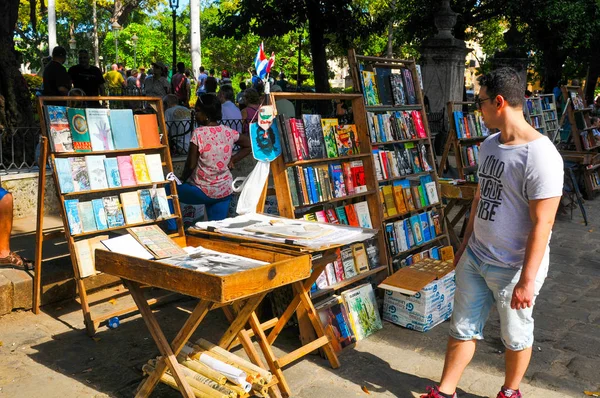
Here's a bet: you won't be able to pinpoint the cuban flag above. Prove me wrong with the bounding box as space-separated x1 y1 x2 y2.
254 42 275 79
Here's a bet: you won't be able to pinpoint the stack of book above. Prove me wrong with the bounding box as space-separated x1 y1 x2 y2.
379 174 439 218
372 142 432 181
286 160 367 206
360 66 417 106
366 110 427 142
453 110 489 139
384 208 443 258
45 105 161 153
276 114 360 163
460 144 481 168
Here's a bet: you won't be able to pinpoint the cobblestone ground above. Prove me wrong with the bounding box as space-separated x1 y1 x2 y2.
0 199 598 397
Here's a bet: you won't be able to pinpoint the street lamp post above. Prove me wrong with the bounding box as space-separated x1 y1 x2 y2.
170 0 179 76
132 34 138 68
111 21 122 64
68 37 77 65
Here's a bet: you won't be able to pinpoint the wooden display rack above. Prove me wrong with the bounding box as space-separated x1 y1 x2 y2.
34 96 184 336
347 49 450 267
560 85 600 197
95 233 312 398
524 94 559 137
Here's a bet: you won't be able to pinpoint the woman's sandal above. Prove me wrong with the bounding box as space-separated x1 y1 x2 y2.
0 252 32 271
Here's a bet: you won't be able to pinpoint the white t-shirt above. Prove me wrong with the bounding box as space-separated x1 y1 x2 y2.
468 133 563 269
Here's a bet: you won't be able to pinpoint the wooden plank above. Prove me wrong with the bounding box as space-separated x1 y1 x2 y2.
229 317 278 350
271 92 362 101
218 293 267 349
274 336 330 369
33 136 49 314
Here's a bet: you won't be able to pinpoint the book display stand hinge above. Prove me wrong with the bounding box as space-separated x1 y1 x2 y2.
33 95 186 336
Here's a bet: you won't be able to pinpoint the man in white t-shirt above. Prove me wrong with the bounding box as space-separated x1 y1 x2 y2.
422 68 563 398
217 85 243 134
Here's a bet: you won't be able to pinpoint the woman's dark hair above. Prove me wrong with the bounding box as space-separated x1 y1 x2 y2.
477 67 524 108
195 94 222 122
244 88 260 104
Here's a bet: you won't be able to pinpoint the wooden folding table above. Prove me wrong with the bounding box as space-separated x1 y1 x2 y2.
440 183 477 248
95 234 312 398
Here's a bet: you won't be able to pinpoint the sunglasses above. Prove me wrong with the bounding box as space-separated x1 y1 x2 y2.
475 96 492 109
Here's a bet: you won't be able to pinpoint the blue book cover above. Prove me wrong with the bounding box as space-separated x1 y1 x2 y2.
454 111 463 138
55 158 75 193
64 199 82 235
404 218 415 248
92 199 108 230
428 210 437 238
306 167 319 203
431 246 440 260
102 196 125 228
385 223 397 256
79 201 97 233
328 163 346 198
420 212 432 242
335 206 349 225
109 109 139 149
138 189 156 221
302 167 313 203
103 158 122 188
410 214 424 245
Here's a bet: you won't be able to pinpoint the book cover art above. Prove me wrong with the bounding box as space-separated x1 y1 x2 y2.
321 118 339 158
375 67 393 106
342 284 383 341
144 153 165 182
64 199 82 235
54 158 75 193
103 158 121 188
392 181 408 214
85 108 114 151
361 70 380 106
45 105 73 152
91 198 108 230
151 187 171 220
103 196 125 228
340 245 357 278
420 212 432 242
315 295 356 353
127 225 187 259
250 121 282 162
410 214 424 245
390 73 406 106
109 109 139 149
302 114 326 159
337 124 360 156
162 246 268 275
401 67 417 105
325 208 339 224
78 201 97 233
85 155 109 190
411 110 427 138
425 181 439 204
117 155 136 186
341 162 355 195
351 242 369 273
138 189 156 221
353 201 373 229
131 153 151 184
363 237 380 270
345 204 359 227
350 160 367 193
328 163 347 198
335 206 349 225
69 157 90 192
134 114 162 148
120 191 144 224
67 108 91 152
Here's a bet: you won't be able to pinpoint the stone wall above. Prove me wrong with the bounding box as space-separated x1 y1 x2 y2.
1 171 61 219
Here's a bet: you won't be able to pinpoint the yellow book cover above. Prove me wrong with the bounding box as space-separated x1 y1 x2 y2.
351 243 370 273
392 183 408 214
381 185 397 217
131 153 151 184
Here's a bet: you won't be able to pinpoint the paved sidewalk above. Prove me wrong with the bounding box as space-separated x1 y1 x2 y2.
0 201 599 397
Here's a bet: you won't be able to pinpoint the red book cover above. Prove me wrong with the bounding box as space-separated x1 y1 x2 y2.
333 248 345 282
411 110 427 138
325 208 340 224
379 151 389 180
463 117 471 138
345 204 360 226
350 160 367 193
295 118 310 159
342 162 355 195
289 118 305 160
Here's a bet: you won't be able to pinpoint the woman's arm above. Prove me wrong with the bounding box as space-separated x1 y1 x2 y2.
230 134 252 168
181 142 199 182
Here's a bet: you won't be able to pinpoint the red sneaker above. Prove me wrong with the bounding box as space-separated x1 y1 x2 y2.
421 386 457 398
497 388 522 398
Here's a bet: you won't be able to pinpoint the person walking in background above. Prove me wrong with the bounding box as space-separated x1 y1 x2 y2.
104 64 125 95
197 66 207 95
126 69 140 90
218 85 242 133
220 70 232 86
276 72 289 91
205 69 218 94
172 62 190 107
43 46 71 98
139 67 147 87
421 68 563 398
68 49 104 107
168 94 251 222
143 62 170 98
241 87 260 135
236 82 247 109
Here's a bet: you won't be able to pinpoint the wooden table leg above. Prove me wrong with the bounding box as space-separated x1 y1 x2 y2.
128 281 212 398
218 292 267 349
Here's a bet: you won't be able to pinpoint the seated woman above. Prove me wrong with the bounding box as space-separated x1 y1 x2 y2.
169 94 251 224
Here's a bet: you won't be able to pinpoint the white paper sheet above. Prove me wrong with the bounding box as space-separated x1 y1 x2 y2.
199 354 252 392
100 234 154 260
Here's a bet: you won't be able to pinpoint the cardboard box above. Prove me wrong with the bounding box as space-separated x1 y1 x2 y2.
379 258 456 332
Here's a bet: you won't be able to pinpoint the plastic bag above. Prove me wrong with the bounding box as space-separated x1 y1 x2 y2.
232 160 270 215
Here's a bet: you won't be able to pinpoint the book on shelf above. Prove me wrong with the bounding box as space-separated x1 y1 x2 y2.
342 162 355 194
344 203 359 227
101 234 154 259
134 114 162 148
145 153 165 182
103 157 121 188
64 199 82 235
351 242 370 273
127 225 187 259
349 160 367 193
302 114 327 159
120 191 144 224
91 198 109 230
401 68 417 105
67 108 92 152
374 67 393 106
315 295 356 353
335 124 360 156
55 158 75 193
152 187 171 220
45 105 74 152
363 237 380 269
383 208 442 256
321 118 340 158
69 157 90 192
341 283 382 341
117 155 137 186
389 73 406 106
340 245 357 278
361 70 380 106
86 108 114 151
85 155 109 190
73 235 109 278
335 206 349 225
103 195 125 228
78 201 97 233
109 109 140 149
353 201 372 228
131 153 151 184
139 189 157 221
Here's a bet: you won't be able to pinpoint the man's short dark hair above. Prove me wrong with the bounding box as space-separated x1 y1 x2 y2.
177 62 185 72
200 66 205 72
477 67 524 108
196 94 222 122
78 49 89 55
219 85 235 102
52 46 67 58
239 82 247 90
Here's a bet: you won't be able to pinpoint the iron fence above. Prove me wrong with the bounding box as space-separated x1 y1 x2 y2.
167 117 247 156
0 127 41 174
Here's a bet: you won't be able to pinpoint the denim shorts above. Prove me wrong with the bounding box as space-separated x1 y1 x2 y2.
0 187 9 201
449 246 548 351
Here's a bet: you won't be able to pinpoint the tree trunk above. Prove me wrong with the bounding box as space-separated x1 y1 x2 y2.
0 0 35 128
48 0 56 54
93 0 99 67
306 0 330 94
190 0 201 77
387 0 396 58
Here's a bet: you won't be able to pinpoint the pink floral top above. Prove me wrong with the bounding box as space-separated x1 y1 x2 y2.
189 125 239 199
